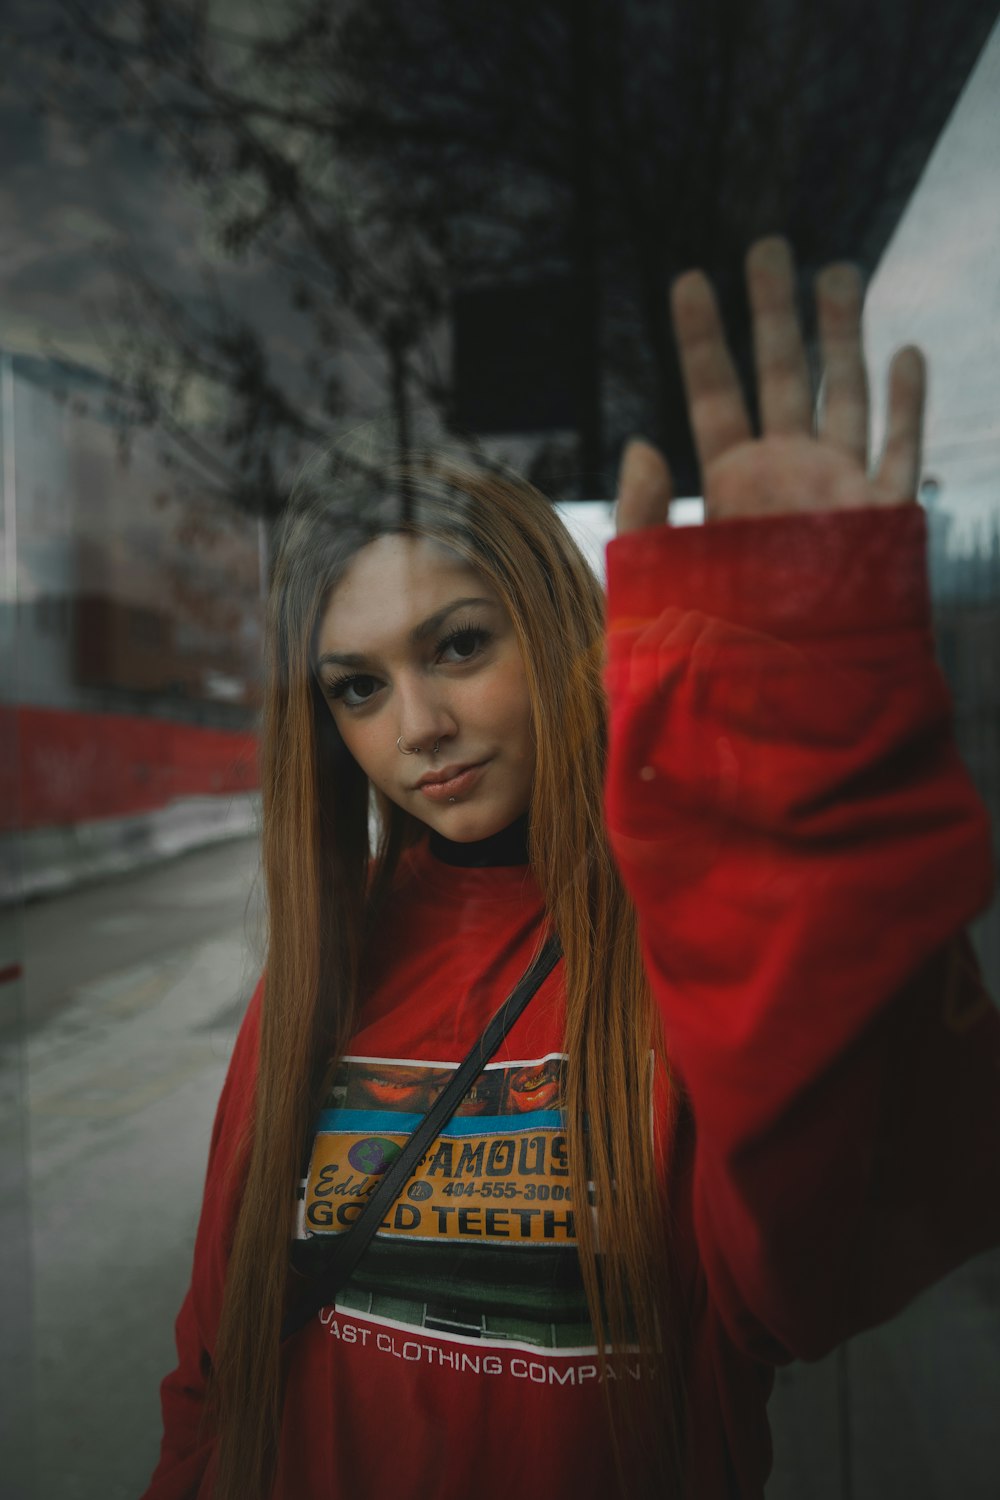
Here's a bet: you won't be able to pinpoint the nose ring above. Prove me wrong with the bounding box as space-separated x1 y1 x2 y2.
397 737 440 755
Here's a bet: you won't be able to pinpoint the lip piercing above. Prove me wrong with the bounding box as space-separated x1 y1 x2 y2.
397 737 440 755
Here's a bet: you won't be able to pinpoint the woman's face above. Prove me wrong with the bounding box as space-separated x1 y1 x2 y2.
314 534 535 842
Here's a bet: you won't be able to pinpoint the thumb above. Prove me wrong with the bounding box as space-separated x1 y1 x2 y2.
614 437 674 535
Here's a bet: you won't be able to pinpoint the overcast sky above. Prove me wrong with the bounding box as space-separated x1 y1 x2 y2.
866 15 1000 543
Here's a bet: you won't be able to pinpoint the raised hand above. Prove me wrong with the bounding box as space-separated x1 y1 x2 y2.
615 236 925 534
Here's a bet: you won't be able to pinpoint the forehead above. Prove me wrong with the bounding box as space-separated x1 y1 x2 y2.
317 534 497 652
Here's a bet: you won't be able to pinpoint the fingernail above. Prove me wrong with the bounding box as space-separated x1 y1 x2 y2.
893 345 926 386
748 236 792 274
623 436 658 470
818 264 862 302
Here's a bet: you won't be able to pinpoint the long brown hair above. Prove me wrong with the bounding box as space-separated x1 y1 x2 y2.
210 447 686 1497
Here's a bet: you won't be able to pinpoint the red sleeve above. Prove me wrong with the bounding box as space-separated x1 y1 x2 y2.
141 981 263 1499
603 503 1000 1364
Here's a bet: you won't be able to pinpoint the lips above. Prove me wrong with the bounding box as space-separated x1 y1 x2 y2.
416 762 483 789
415 761 489 802
352 1065 451 1112
509 1059 562 1112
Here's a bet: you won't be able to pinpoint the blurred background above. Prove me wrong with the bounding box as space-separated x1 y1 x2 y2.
1 3 998 1497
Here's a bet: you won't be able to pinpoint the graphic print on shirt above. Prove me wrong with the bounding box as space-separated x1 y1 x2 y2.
293 1053 598 1349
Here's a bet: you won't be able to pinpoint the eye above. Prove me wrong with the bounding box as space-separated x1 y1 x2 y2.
437 624 492 662
323 672 382 709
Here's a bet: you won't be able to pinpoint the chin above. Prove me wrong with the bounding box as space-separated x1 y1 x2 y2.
429 804 515 843
432 814 500 843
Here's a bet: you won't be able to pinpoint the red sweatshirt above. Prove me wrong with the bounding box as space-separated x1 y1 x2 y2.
145 504 1000 1499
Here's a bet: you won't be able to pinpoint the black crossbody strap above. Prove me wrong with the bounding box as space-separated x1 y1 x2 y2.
281 932 562 1341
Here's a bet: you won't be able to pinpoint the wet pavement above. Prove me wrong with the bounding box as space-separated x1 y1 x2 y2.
7 839 262 1500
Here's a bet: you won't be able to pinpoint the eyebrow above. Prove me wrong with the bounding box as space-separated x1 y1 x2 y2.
316 596 497 670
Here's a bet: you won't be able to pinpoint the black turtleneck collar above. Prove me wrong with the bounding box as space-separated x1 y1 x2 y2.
428 812 530 868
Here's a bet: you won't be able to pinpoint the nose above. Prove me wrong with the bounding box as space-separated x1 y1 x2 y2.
395 675 457 757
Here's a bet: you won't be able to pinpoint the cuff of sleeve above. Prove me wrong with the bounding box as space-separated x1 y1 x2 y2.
605 503 931 639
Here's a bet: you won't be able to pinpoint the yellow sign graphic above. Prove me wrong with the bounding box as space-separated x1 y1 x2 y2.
304 1126 576 1245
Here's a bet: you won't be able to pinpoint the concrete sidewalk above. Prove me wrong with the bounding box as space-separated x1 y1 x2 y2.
12 841 261 1500
1 792 260 905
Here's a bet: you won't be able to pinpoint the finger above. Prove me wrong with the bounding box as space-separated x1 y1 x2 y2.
874 346 925 501
670 270 752 473
746 236 813 436
816 262 869 466
615 436 674 534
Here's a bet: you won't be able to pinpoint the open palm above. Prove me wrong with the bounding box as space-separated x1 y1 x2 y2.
616 237 925 531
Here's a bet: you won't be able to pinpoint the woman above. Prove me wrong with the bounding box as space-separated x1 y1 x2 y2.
144 239 1000 1500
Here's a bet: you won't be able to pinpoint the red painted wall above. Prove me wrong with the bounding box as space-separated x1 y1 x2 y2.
3 705 258 832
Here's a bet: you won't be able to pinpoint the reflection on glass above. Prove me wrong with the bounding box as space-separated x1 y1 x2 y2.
1 5 997 1499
